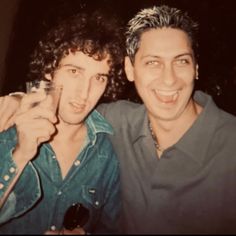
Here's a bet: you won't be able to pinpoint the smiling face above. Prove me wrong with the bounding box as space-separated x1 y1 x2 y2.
50 51 110 125
125 27 198 122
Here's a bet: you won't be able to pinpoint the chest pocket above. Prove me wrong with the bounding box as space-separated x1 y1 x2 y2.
82 185 104 209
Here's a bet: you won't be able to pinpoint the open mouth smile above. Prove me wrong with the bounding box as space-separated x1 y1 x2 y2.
153 89 179 104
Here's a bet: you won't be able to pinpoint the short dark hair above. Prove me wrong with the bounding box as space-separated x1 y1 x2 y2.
28 10 127 102
126 5 199 63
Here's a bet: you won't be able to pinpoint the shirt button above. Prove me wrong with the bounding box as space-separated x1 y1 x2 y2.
95 201 99 206
3 175 10 181
52 155 56 159
0 183 4 189
58 191 62 195
50 225 56 231
74 160 81 166
9 167 16 173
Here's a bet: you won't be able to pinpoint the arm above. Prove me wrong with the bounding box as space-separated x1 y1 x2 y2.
0 148 41 224
0 94 23 132
0 92 57 213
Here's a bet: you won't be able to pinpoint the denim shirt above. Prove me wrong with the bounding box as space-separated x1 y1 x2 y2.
0 110 121 234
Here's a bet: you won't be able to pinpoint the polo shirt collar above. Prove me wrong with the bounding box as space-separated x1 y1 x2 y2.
176 91 220 164
130 91 220 165
129 104 151 144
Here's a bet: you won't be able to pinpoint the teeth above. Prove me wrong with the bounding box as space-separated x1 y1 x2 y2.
153 90 179 103
154 90 178 96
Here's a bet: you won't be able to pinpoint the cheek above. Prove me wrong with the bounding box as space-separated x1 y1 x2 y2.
175 68 195 82
134 73 157 92
52 74 65 84
90 84 106 99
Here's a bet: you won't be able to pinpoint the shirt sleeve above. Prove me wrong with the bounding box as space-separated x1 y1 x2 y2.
0 149 41 224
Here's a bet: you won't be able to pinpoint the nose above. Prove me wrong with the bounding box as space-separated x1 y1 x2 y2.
77 79 91 101
161 65 177 86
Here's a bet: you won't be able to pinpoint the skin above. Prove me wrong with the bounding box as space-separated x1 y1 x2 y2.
125 28 202 155
50 51 110 126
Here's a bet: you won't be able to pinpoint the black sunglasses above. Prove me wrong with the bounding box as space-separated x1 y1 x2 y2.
63 203 90 230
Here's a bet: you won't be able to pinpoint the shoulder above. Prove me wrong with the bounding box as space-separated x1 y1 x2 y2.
95 132 119 161
97 100 145 127
98 100 142 114
216 109 236 136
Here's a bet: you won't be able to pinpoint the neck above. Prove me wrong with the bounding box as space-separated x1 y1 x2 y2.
51 119 86 144
149 100 202 152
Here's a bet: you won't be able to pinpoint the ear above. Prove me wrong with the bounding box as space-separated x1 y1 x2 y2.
195 64 199 80
124 56 134 82
44 73 52 81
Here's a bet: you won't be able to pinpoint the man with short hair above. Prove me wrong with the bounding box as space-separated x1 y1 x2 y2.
98 5 236 234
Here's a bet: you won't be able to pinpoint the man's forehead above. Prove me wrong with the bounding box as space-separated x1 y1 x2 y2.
60 50 111 73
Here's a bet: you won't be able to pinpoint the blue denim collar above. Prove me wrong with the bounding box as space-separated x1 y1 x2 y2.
86 110 114 136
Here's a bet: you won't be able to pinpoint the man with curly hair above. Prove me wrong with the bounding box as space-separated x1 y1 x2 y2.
0 10 126 234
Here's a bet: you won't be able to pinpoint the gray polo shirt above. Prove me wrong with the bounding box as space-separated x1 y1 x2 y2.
98 90 236 234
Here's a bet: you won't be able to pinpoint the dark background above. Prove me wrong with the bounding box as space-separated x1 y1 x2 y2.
2 0 236 114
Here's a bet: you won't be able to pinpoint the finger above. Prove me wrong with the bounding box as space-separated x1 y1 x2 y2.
16 122 56 149
19 91 47 114
16 105 57 124
17 118 56 135
37 134 52 145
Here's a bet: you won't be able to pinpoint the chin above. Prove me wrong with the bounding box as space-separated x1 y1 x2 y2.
58 114 85 125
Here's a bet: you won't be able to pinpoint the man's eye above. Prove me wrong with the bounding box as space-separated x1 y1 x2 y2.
146 61 160 66
95 75 108 83
175 59 190 65
66 68 80 78
69 68 78 74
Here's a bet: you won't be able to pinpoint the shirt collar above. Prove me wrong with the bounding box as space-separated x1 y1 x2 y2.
129 104 150 144
86 109 114 135
130 91 220 165
175 90 220 164
42 110 113 153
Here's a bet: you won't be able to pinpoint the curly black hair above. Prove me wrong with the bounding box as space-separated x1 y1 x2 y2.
28 10 127 102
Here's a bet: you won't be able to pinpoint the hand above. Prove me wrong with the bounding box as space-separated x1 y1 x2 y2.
13 91 57 164
0 95 22 132
44 227 86 235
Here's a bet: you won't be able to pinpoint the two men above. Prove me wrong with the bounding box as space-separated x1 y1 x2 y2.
0 11 125 234
1 4 236 234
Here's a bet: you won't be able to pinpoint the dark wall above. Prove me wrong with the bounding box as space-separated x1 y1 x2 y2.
0 0 20 92
2 0 236 114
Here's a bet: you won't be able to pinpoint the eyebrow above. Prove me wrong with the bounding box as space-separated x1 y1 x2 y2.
174 53 193 59
141 53 193 60
58 64 109 76
58 64 84 71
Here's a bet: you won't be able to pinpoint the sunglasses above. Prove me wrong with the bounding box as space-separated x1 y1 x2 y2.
63 203 90 230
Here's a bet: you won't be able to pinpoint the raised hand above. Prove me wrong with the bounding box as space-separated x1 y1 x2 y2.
13 91 58 164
